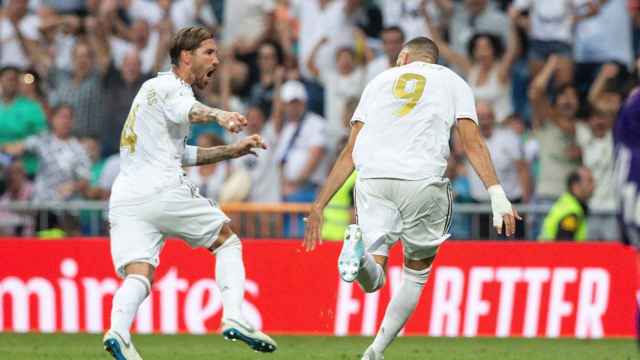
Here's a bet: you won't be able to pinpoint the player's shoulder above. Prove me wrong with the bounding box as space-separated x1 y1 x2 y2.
145 71 192 97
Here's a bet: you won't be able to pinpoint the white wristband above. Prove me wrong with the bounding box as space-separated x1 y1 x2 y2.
487 184 512 228
182 145 198 166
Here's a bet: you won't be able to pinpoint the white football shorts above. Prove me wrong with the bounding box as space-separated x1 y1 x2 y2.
109 182 230 277
355 177 453 260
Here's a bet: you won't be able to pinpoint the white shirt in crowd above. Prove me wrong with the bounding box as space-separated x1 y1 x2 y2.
352 62 478 180
574 0 633 66
468 65 513 124
291 0 327 79
274 112 327 185
110 71 196 205
126 0 217 29
467 127 525 201
222 0 275 47
110 33 160 74
513 0 589 43
186 161 229 201
381 0 439 42
576 123 616 211
312 0 358 75
319 67 366 144
230 123 281 202
0 15 40 68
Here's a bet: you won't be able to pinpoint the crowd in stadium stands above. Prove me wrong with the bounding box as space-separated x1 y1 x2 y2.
0 0 638 240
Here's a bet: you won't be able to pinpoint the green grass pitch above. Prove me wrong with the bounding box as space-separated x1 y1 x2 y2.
0 334 635 359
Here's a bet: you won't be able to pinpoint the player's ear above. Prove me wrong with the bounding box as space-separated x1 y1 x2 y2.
180 49 192 66
396 50 408 66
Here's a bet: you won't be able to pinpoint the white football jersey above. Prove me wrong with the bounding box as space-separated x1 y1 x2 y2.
110 71 197 205
351 61 478 180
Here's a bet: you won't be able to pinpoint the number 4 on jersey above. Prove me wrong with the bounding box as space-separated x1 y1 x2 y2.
393 73 426 117
120 103 140 153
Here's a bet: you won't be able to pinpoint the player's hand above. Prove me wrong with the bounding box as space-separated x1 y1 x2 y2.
218 111 248 133
303 205 324 252
488 185 522 237
231 134 266 158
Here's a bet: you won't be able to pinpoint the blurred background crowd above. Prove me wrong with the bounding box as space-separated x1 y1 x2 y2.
0 0 638 241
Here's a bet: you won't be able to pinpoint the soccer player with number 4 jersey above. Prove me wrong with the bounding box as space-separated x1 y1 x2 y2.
304 37 521 360
103 27 277 359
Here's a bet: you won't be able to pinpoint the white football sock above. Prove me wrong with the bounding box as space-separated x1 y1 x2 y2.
214 234 245 322
372 266 430 354
110 274 150 343
357 252 385 292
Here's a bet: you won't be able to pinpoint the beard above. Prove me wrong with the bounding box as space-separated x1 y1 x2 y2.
192 63 216 90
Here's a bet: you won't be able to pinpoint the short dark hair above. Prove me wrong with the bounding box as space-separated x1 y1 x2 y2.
51 103 74 117
467 33 504 60
403 37 439 62
382 26 405 41
169 26 214 66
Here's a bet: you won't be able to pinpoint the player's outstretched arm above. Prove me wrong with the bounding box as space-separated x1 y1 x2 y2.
304 122 363 251
182 135 267 167
188 102 247 133
456 118 521 236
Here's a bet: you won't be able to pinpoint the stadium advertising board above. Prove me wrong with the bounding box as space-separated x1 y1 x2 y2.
0 239 636 338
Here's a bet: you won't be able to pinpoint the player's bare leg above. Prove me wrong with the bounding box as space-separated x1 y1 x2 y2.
209 224 277 353
362 255 436 360
104 262 154 360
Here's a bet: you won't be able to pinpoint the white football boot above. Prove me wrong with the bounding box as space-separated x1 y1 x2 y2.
338 224 365 282
103 329 143 360
361 346 384 360
221 318 277 353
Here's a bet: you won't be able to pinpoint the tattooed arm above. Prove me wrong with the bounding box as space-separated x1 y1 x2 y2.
182 135 267 167
188 102 247 133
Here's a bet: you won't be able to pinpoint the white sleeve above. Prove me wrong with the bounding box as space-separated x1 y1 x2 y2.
451 72 478 124
162 88 198 124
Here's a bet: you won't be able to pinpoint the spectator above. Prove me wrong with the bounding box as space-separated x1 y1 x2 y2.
46 39 106 137
464 102 530 239
539 166 594 241
365 25 405 82
273 80 327 203
222 0 276 57
575 105 617 240
428 11 520 123
308 42 365 150
446 0 509 56
291 0 332 79
101 50 151 156
528 55 581 204
0 160 34 236
574 0 633 90
448 155 473 239
0 66 47 176
308 0 362 75
2 104 91 202
511 0 601 84
231 101 282 203
186 133 231 202
109 19 163 74
0 0 41 69
2 104 91 235
249 42 284 116
381 0 452 42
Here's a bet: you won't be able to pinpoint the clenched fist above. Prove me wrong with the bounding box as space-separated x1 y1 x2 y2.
230 134 267 158
218 111 248 133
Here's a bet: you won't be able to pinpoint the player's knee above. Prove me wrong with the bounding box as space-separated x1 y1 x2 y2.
123 262 155 284
404 255 435 271
210 232 241 254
